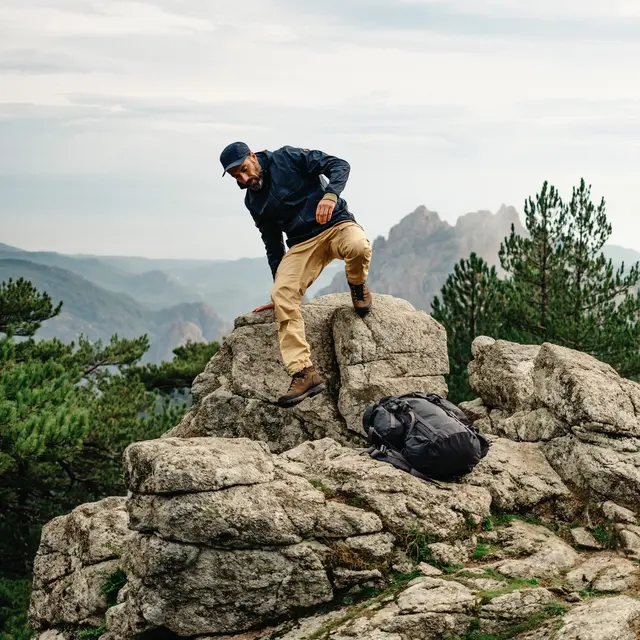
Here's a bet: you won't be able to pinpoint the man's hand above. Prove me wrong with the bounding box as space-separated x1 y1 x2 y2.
253 302 275 313
316 198 336 225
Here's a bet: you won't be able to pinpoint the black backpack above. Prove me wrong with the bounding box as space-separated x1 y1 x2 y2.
362 392 490 481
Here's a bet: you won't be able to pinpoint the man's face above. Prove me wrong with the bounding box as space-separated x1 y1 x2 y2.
228 152 263 191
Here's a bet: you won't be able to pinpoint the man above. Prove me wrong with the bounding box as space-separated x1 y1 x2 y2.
220 141 373 408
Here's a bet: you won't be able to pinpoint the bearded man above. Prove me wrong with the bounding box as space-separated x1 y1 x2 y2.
220 142 373 407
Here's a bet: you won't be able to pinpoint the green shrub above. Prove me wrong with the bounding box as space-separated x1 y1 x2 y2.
0 578 34 640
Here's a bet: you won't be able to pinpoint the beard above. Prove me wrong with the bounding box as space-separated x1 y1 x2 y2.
237 172 264 191
248 177 264 191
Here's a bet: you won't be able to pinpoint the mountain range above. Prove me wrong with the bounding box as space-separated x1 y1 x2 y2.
318 204 525 309
3 206 639 364
318 205 640 311
0 242 339 364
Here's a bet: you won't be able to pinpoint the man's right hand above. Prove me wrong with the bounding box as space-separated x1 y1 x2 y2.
252 302 275 313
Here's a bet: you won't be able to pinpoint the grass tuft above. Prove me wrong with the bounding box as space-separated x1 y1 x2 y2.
309 478 335 499
77 622 107 639
446 601 566 639
97 568 127 607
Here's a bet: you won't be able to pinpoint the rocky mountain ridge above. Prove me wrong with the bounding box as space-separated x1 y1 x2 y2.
28 293 640 640
317 205 525 311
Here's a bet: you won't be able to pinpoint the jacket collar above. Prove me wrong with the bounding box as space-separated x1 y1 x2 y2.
256 150 272 179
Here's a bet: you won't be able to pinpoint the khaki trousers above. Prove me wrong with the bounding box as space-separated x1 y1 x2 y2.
271 221 372 375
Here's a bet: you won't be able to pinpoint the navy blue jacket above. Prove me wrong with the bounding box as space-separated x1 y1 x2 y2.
245 146 356 278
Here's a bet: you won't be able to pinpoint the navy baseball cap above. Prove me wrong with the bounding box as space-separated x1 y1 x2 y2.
220 141 251 176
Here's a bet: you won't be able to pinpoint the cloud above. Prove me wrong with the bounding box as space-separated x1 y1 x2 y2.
1 0 640 257
278 0 640 43
0 1 215 38
0 49 101 74
400 0 640 19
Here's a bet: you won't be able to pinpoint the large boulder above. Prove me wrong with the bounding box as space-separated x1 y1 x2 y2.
462 437 571 510
166 294 449 452
468 337 540 412
107 435 493 638
29 497 131 635
467 338 640 510
520 595 640 640
543 431 640 508
534 343 640 437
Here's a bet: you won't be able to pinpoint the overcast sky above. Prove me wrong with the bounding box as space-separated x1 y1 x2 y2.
1 0 639 259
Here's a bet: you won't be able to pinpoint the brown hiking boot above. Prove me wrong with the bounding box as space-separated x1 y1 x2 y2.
348 281 372 318
277 366 326 407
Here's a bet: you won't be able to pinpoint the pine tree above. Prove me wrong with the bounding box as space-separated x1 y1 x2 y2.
499 180 567 343
432 253 503 402
72 373 183 500
556 179 640 376
130 340 219 393
499 178 640 378
0 278 62 337
0 278 221 637
0 336 88 579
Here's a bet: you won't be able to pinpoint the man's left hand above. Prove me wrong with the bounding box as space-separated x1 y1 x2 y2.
316 198 336 225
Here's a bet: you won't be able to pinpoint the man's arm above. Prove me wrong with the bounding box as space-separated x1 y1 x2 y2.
287 147 351 202
256 219 286 280
285 147 350 224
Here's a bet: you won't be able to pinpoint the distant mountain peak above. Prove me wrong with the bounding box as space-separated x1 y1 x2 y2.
455 204 520 223
319 203 523 309
409 205 444 222
386 205 449 244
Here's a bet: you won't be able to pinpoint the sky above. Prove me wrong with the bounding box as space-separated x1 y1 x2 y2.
1 0 639 259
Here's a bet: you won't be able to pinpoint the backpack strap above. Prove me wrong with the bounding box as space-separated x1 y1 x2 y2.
366 444 414 474
366 426 414 470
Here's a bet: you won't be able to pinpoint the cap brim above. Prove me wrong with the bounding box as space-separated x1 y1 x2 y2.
221 156 248 177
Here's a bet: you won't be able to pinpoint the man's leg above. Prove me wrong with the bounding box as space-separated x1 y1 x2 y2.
327 222 373 316
270 237 330 406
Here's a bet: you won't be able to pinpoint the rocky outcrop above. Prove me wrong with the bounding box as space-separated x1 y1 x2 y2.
29 497 131 635
31 433 640 640
467 337 540 413
28 297 640 640
167 294 449 452
463 337 640 511
102 435 494 638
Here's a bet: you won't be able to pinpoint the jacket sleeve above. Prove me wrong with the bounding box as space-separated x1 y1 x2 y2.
289 147 351 199
254 217 286 279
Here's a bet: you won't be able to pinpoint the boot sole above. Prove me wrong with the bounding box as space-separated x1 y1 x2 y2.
277 383 326 408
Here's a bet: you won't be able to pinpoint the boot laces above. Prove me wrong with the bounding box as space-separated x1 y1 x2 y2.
350 283 366 301
288 368 308 391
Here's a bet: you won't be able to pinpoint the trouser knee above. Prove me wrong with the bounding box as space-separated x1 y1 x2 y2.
345 237 372 261
271 283 302 322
